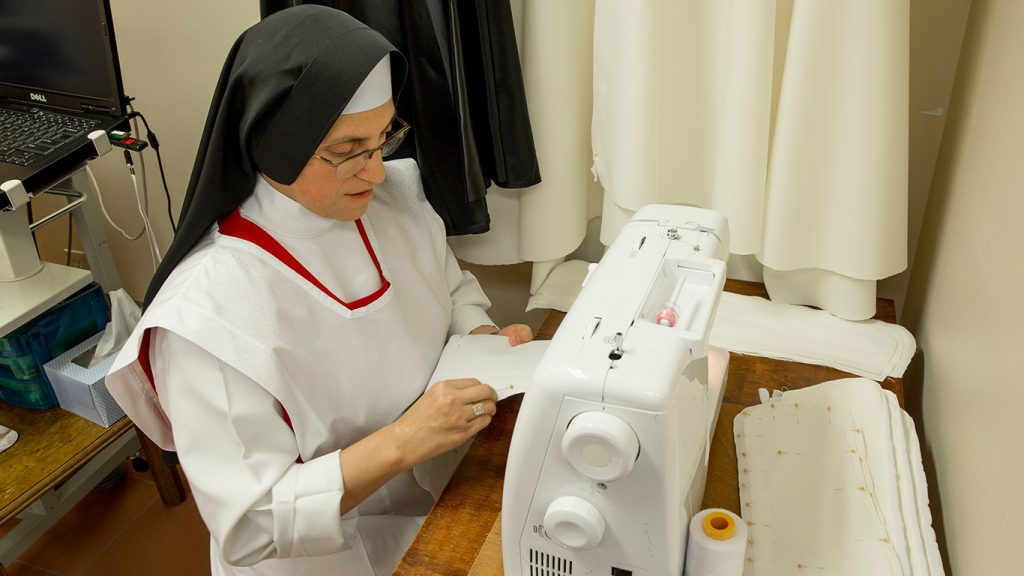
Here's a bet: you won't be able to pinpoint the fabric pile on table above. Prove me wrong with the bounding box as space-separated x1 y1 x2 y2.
734 378 944 575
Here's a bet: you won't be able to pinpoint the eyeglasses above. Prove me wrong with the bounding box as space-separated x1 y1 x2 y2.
311 117 411 179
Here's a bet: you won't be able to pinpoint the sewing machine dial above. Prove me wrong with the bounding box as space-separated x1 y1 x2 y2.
543 495 606 550
561 411 641 482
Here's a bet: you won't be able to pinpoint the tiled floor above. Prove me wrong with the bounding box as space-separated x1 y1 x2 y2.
3 460 211 576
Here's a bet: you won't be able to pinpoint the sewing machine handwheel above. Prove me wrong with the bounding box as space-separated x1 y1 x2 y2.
561 411 640 482
543 495 606 550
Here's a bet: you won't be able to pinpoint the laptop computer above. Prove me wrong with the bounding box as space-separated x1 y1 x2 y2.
0 0 129 203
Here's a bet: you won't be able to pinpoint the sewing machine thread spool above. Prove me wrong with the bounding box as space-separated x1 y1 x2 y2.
684 508 746 576
654 272 687 328
703 511 736 540
655 308 677 327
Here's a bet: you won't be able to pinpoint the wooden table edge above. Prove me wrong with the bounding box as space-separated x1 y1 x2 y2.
0 417 133 524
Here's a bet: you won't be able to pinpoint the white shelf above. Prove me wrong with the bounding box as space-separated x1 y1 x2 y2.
0 262 93 338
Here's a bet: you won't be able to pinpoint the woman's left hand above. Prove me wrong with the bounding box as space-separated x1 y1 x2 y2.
497 324 533 346
469 323 534 346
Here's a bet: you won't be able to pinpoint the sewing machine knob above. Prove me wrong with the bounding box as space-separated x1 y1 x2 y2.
562 411 640 482
543 495 606 550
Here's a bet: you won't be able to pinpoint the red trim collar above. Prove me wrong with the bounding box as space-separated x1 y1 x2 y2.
217 208 390 310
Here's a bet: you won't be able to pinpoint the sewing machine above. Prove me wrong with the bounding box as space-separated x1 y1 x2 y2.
502 205 731 576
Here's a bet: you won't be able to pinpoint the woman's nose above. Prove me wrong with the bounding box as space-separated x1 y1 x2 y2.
357 151 387 184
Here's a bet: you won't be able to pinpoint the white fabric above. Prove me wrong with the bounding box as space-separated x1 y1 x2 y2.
247 176 381 301
92 288 141 365
524 259 591 312
447 0 603 266
763 265 879 322
342 55 392 115
107 159 494 575
428 334 550 400
451 0 909 320
710 292 916 380
0 424 16 453
903 409 945 575
526 261 915 380
734 378 944 575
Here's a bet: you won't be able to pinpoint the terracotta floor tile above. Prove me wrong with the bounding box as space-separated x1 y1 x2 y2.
17 474 157 575
124 458 155 486
78 494 210 576
6 561 61 575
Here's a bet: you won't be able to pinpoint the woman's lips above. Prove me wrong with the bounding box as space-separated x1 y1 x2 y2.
347 189 372 199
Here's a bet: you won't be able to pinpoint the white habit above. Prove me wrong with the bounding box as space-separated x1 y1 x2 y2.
106 160 494 575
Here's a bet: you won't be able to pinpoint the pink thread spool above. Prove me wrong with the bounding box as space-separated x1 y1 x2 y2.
656 308 678 327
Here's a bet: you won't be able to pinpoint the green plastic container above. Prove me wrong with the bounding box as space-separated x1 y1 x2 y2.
0 283 109 410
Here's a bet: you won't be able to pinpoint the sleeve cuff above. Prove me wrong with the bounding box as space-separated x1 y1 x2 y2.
450 306 495 337
271 450 355 558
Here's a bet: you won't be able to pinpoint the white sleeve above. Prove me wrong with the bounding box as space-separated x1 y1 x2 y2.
442 244 495 336
151 328 354 566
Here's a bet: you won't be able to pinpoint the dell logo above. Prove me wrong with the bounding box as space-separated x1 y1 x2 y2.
29 92 47 103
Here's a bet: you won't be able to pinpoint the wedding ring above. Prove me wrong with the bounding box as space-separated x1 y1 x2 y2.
472 402 485 416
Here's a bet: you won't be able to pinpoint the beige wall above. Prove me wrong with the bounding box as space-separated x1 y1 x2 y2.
33 1 261 299
879 0 972 316
902 0 1024 573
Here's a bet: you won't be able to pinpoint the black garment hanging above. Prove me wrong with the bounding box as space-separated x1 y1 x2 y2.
261 0 541 236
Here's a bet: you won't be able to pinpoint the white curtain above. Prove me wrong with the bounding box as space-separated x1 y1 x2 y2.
449 0 909 320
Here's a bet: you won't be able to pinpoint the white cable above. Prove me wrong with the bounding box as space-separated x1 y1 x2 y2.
127 104 150 214
85 165 145 240
128 165 162 270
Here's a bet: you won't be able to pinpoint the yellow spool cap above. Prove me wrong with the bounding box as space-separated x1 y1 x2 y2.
702 511 736 541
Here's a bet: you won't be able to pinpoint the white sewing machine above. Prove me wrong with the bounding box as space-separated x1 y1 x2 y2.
502 205 731 576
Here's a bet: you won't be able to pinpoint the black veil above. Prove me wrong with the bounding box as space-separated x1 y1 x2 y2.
144 5 406 307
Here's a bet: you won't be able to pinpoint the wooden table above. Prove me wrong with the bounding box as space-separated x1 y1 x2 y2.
0 404 188 574
395 280 904 575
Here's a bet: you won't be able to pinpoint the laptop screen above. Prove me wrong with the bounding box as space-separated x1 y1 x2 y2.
0 0 126 117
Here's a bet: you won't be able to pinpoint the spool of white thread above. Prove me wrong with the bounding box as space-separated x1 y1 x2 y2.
684 508 747 576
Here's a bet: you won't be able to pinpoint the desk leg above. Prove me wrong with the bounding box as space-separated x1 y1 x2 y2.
136 428 187 505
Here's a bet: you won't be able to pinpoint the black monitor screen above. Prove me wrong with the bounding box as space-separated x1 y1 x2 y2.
0 0 124 114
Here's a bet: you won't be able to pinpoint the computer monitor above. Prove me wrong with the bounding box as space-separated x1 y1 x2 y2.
0 0 127 117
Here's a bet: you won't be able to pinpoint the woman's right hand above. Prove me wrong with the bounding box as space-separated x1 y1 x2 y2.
388 378 497 468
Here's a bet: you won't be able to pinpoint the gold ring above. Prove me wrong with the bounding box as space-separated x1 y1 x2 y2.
472 402 485 416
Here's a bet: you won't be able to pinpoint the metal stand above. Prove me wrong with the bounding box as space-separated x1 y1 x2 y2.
0 130 122 338
48 169 123 293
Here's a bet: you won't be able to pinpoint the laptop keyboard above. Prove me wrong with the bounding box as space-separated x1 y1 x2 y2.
0 108 98 166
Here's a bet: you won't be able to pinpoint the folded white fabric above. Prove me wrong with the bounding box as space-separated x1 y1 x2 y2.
526 261 916 380
711 292 916 380
734 378 944 576
0 424 18 454
525 259 592 312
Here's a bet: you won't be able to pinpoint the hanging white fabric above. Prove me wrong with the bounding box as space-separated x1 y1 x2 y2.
450 0 909 320
447 0 603 278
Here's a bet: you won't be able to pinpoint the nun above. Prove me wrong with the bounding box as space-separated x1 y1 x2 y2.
105 6 532 575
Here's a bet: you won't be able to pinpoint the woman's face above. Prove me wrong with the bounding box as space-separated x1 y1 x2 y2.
266 100 396 221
